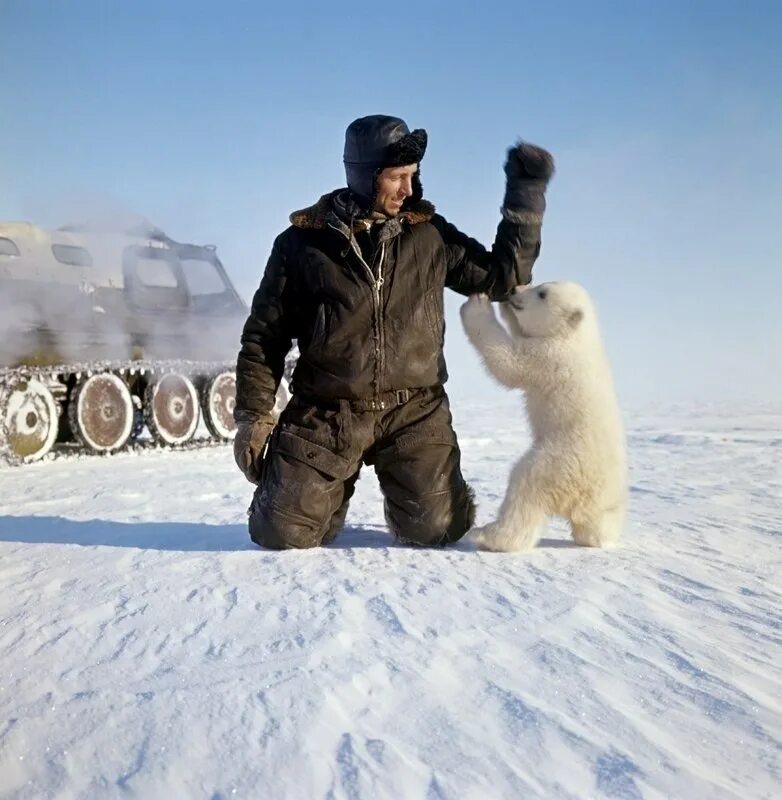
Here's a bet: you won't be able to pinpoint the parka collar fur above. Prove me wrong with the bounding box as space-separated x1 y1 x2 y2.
289 190 435 235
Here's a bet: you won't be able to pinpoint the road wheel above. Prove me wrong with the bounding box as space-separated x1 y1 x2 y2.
201 371 237 440
68 372 134 453
144 373 199 445
0 378 59 462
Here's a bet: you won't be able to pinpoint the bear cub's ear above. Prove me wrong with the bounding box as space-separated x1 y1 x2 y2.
568 309 584 328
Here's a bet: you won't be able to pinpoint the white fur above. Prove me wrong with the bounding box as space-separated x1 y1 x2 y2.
460 282 627 552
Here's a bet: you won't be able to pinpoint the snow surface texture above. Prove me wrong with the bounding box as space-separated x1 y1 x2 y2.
0 398 780 799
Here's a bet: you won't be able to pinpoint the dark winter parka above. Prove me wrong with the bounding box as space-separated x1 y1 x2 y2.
234 191 543 422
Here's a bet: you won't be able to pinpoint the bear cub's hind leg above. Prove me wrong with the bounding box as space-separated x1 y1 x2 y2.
569 505 624 548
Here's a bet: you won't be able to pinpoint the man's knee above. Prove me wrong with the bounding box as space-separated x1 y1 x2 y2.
249 499 326 550
247 419 358 550
386 484 475 546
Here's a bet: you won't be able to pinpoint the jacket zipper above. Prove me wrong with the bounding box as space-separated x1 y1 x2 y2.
327 223 387 407
353 240 385 406
376 242 386 395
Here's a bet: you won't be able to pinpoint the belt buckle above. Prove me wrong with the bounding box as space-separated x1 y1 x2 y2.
395 389 410 405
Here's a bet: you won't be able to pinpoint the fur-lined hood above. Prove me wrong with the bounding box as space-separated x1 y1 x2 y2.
290 190 435 231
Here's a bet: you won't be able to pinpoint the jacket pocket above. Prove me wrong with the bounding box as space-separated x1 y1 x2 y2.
390 424 457 454
422 289 442 344
308 303 329 355
254 427 354 538
273 428 353 481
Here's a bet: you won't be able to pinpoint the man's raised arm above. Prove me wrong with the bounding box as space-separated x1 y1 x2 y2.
438 142 555 300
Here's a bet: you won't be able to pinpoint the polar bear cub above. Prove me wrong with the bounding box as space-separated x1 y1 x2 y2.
460 281 627 552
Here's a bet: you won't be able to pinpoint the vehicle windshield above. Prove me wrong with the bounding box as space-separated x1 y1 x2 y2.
179 257 230 296
136 255 180 288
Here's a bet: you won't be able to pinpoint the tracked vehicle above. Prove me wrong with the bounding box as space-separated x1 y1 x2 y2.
0 220 267 464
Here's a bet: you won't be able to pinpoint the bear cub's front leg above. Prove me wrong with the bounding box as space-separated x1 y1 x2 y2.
460 295 522 389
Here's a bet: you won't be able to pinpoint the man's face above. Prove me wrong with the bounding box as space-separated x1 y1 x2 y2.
374 164 418 216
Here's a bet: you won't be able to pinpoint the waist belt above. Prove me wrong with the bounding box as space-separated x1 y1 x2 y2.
295 387 438 413
350 388 413 412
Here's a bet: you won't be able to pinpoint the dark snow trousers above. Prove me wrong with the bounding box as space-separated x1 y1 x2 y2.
248 387 475 549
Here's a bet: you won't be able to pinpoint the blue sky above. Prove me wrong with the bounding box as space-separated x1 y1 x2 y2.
2 0 780 405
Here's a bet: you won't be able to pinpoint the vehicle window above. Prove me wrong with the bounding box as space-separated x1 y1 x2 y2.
0 237 20 256
52 244 93 267
135 255 180 288
180 257 229 295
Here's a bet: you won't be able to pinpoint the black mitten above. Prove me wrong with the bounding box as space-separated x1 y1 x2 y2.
503 142 555 221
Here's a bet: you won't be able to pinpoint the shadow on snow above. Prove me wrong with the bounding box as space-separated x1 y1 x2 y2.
0 516 401 552
0 516 577 552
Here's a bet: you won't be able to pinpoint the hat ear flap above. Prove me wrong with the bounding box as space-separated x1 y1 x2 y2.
402 170 423 209
368 167 382 213
345 165 381 213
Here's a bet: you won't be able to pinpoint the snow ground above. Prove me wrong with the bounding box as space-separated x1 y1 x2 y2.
0 397 780 799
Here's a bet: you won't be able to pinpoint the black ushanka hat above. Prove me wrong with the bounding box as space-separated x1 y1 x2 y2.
343 115 427 212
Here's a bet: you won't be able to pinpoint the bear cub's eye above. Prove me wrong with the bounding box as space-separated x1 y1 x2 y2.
538 289 548 300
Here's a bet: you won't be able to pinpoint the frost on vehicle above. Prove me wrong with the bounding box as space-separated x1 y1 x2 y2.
0 219 293 463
